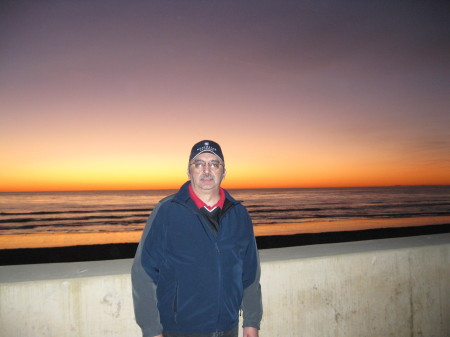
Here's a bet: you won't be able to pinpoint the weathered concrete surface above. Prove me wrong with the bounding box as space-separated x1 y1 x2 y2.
1 234 449 337
259 234 450 337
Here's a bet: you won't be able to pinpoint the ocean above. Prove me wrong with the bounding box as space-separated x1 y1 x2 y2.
1 185 450 236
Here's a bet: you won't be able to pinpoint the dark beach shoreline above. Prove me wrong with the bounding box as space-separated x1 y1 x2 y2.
1 223 449 266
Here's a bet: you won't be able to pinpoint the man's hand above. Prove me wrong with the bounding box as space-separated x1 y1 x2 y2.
154 335 163 337
243 327 259 337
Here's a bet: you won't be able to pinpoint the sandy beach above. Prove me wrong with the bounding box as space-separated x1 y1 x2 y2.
1 216 449 250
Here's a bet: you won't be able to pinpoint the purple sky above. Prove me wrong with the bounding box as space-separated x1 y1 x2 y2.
1 0 449 190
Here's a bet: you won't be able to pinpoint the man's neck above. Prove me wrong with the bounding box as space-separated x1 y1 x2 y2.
190 185 220 207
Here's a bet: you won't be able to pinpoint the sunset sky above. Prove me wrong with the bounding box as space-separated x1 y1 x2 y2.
1 1 449 192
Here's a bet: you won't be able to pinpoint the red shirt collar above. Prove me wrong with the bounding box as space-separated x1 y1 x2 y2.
189 183 225 211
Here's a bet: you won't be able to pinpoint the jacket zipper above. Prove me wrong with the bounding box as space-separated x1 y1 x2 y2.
173 283 179 323
215 241 222 331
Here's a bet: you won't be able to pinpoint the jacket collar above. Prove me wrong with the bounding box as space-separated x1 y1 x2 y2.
173 181 240 207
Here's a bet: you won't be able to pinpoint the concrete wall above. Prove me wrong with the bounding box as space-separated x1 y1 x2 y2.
1 233 449 337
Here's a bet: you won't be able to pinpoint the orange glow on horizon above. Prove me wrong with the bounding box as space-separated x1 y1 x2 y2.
1 142 450 192
2 162 449 192
2 138 449 192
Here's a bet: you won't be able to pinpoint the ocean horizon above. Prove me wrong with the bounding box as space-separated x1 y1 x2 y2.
1 185 450 236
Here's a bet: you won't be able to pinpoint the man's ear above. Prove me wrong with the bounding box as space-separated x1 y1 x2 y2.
187 167 191 179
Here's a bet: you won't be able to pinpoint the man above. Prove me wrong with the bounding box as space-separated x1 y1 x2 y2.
132 140 262 337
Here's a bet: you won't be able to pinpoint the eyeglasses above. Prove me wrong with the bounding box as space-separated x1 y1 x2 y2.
190 160 224 171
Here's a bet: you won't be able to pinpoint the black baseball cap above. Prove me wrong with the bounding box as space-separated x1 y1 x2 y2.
189 140 224 162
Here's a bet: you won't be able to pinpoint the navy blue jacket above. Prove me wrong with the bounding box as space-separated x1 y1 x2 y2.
132 182 262 336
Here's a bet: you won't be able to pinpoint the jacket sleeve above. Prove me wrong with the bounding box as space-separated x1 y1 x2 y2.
240 213 263 329
131 200 167 337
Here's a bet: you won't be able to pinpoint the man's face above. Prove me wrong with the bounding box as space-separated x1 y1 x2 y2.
188 153 226 192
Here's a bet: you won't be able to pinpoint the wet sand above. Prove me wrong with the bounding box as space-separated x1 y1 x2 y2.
1 216 449 249
1 216 449 265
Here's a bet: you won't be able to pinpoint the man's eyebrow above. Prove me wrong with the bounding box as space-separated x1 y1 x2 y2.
194 159 220 162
